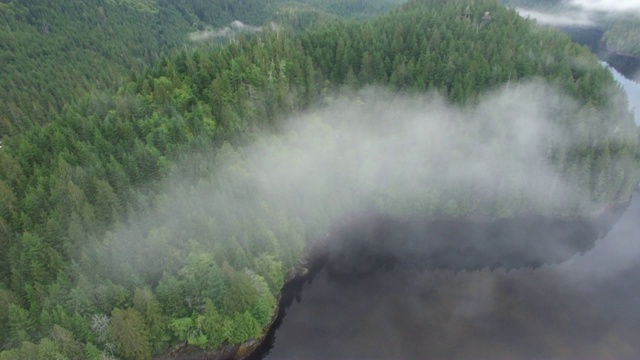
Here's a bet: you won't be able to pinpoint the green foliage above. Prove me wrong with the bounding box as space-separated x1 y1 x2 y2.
109 308 152 360
201 300 226 348
7 304 34 348
0 0 407 136
0 341 42 360
0 0 638 358
83 343 102 360
169 317 197 343
254 254 285 295
0 288 18 346
133 287 168 351
227 311 262 344
50 325 84 360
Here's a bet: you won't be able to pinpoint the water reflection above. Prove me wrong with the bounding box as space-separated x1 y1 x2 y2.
262 194 640 360
259 68 640 359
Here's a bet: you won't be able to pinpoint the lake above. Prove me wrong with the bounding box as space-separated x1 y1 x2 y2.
252 55 640 360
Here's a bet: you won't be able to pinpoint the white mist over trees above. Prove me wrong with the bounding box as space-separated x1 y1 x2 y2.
0 0 638 359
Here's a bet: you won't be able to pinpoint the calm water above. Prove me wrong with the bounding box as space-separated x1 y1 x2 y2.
258 69 640 359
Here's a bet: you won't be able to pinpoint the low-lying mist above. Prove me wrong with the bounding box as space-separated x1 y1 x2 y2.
517 8 595 27
256 192 640 360
234 81 629 222
84 78 638 290
188 20 277 42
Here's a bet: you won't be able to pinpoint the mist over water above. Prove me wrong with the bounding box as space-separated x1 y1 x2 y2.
255 66 640 360
260 194 640 359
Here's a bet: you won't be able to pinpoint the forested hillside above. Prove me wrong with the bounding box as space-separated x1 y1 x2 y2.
0 0 266 135
0 0 638 359
0 0 404 136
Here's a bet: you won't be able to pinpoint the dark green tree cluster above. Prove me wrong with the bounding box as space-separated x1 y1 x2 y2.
0 0 406 137
0 0 289 136
0 0 638 358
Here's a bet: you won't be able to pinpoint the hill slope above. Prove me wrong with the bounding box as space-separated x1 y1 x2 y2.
0 0 638 359
0 0 405 136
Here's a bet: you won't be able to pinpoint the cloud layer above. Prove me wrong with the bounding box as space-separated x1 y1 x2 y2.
517 8 595 26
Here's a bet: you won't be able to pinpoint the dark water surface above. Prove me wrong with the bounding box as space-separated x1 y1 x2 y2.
255 60 640 360
259 198 640 360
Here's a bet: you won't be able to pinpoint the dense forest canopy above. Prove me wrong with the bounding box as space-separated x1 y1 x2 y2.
0 0 639 359
0 0 405 136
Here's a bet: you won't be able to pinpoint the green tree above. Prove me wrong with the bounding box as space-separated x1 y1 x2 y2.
201 300 227 348
133 287 168 351
7 304 34 348
109 308 152 360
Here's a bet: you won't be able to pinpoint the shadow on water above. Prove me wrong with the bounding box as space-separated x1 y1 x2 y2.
249 197 637 360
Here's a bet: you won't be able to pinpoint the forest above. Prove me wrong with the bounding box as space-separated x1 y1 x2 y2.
0 0 639 359
0 0 404 136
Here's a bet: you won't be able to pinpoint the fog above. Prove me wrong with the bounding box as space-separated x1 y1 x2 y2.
83 48 640 358
259 193 640 360
517 8 595 26
240 83 611 223
97 78 635 275
188 20 273 42
251 58 640 360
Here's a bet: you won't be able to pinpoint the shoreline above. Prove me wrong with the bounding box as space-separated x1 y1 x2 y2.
156 194 633 360
243 196 633 360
